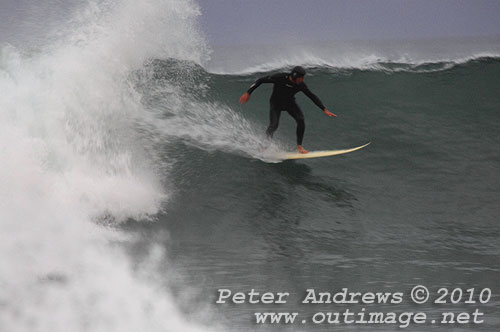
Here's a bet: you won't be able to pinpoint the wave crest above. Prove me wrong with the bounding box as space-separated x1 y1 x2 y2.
205 39 500 75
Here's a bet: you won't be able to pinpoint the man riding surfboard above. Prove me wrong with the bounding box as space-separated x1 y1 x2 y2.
239 66 336 154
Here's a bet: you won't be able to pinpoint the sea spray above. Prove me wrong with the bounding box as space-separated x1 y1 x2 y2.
0 0 217 331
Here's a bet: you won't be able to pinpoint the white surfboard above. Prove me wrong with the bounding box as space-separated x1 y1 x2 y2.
279 142 371 160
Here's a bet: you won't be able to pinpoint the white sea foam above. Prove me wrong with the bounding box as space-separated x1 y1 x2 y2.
0 0 217 331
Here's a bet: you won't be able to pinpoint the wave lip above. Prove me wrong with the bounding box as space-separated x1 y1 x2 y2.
209 53 500 75
205 38 500 75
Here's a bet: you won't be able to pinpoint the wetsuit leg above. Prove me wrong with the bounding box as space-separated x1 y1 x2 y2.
266 102 281 139
286 103 305 145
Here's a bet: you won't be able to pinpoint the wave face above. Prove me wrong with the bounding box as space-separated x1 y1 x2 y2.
0 0 215 331
136 52 500 331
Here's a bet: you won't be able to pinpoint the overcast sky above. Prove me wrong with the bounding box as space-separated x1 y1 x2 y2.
1 0 499 48
198 0 500 45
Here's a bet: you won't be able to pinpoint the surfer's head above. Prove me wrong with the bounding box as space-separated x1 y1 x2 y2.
290 66 306 84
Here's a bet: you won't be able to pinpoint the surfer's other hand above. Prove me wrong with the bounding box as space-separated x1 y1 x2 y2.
239 92 250 104
324 108 337 117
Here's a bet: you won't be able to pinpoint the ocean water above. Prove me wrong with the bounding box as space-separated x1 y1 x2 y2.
1 1 500 331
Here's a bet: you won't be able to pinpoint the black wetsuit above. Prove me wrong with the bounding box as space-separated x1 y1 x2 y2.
246 73 325 145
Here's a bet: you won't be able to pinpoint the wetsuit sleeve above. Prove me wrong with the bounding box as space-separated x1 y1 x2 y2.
246 75 275 94
302 85 326 110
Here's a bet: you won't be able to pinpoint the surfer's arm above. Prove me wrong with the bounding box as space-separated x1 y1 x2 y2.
302 85 326 110
302 85 337 117
240 75 274 104
246 76 274 94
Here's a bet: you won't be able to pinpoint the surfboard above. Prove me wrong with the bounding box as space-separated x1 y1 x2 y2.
279 142 370 160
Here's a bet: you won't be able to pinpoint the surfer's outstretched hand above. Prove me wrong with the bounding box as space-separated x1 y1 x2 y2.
324 108 337 117
239 92 250 104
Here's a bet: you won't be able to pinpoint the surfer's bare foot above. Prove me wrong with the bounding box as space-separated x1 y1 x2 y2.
297 145 309 154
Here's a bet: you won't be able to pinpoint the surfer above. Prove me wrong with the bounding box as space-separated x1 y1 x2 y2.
239 66 336 154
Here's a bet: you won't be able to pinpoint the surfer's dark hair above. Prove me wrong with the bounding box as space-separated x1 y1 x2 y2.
291 66 306 79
